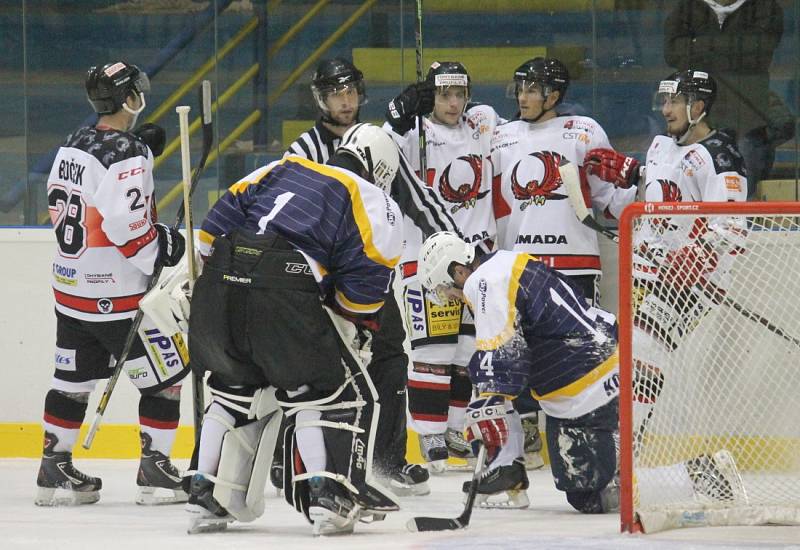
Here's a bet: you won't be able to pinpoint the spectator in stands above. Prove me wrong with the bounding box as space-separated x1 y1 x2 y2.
664 0 794 198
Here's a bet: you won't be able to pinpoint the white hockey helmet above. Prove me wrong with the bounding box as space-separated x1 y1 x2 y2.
336 123 400 193
418 231 475 292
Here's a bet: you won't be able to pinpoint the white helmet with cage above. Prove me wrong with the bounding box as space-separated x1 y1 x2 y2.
335 123 399 193
417 231 475 294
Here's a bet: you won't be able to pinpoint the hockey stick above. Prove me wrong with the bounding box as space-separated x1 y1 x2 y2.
178 79 213 439
414 0 427 180
559 159 619 243
82 81 214 450
406 443 488 532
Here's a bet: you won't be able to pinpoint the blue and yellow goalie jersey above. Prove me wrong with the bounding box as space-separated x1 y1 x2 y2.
199 156 403 316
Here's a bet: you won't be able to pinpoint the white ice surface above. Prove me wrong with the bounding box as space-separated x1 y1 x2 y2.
2 459 798 550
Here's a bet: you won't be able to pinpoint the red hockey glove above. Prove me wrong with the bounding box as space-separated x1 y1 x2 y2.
584 148 640 188
661 243 718 289
465 396 509 451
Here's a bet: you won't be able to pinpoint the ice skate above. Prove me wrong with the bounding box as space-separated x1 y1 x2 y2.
270 460 283 496
389 462 431 496
35 432 102 506
418 432 448 474
461 457 530 509
186 474 234 534
685 449 748 505
136 432 188 505
308 476 360 536
520 413 545 470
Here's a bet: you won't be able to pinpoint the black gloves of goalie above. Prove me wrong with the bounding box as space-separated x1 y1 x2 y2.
154 223 186 268
385 81 435 135
133 123 166 157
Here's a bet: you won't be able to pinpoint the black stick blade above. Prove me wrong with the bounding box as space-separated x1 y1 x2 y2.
406 516 465 532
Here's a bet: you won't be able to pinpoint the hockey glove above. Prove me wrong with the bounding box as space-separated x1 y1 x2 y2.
139 260 191 336
661 243 718 289
385 81 435 134
584 148 640 188
154 223 186 268
465 395 509 451
133 123 166 157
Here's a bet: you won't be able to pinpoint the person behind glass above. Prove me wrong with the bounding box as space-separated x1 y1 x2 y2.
37 61 188 507
664 0 792 197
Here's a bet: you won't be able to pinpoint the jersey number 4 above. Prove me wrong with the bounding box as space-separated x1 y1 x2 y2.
48 186 87 257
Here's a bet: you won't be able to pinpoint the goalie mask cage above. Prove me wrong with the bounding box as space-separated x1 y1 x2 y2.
618 201 800 534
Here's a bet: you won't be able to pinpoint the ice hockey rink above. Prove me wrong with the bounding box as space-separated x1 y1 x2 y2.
3 459 798 550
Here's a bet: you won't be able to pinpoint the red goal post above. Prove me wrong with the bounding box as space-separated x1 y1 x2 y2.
618 201 800 534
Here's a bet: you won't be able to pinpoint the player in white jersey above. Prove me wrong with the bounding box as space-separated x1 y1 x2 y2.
277 58 457 496
583 71 750 505
491 57 635 473
384 61 502 473
492 57 636 298
417 232 621 513
37 62 189 507
584 70 748 448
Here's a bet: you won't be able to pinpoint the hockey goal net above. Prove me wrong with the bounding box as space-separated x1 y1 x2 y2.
618 201 800 533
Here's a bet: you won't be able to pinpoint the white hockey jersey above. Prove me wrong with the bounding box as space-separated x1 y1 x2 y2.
492 116 636 276
47 126 159 322
386 104 501 264
643 132 747 203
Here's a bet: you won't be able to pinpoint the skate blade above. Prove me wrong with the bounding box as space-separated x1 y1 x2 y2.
469 490 530 509
186 504 233 534
309 506 357 536
136 486 189 505
426 460 448 475
524 452 545 471
35 486 100 507
389 480 431 497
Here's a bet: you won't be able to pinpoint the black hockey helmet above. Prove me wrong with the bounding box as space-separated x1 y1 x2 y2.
656 69 717 115
426 61 471 96
86 61 150 115
311 57 366 115
510 57 569 104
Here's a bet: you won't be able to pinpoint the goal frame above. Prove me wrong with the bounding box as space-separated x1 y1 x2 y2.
618 200 800 534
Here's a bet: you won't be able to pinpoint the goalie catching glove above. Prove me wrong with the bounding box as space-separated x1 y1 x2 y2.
584 148 640 188
465 395 509 452
139 259 192 337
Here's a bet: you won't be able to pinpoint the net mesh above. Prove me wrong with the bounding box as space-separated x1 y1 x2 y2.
622 207 800 532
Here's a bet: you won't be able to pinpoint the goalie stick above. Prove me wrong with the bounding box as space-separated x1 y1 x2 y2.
406 444 488 532
414 0 427 180
82 81 214 450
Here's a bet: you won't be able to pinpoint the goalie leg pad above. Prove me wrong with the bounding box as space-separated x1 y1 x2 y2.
546 398 618 514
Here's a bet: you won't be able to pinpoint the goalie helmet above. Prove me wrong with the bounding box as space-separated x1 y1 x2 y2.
426 61 471 96
311 57 366 122
510 57 569 104
417 231 475 292
656 70 717 115
86 61 150 115
335 123 399 193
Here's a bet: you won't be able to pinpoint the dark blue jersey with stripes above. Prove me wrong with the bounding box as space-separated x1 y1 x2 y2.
464 250 619 418
199 156 403 315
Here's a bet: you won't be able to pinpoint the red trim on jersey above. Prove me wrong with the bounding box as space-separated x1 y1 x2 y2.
408 379 450 391
43 413 82 430
533 255 602 271
410 412 449 422
53 289 145 314
139 417 180 430
492 174 511 219
118 226 157 258
401 261 418 279
85 207 113 247
449 399 469 408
